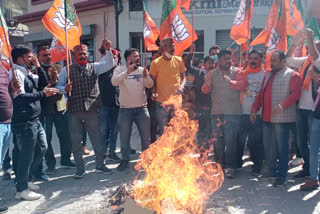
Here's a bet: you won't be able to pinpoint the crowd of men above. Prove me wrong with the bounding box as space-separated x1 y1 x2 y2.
1 28 320 212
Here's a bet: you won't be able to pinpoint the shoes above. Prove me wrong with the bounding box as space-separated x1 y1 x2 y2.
294 170 310 179
2 169 11 180
224 168 235 179
107 153 121 162
273 178 286 187
45 168 56 175
300 179 319 191
117 160 130 171
74 169 86 179
82 146 90 155
258 172 276 179
0 206 8 213
95 166 113 174
28 182 40 191
15 189 41 201
60 161 76 169
130 148 136 154
289 157 304 166
34 174 49 181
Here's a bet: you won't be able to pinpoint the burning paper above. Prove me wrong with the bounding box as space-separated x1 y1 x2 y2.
133 96 224 214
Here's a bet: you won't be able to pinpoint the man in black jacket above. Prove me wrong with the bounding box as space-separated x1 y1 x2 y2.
11 45 58 200
37 46 75 174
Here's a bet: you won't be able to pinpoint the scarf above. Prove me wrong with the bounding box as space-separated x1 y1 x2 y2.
76 59 88 66
300 56 315 90
243 64 263 77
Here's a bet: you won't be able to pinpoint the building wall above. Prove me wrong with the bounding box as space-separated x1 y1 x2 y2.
21 0 115 61
119 0 274 56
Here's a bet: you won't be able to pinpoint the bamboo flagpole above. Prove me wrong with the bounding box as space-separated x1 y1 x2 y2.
0 15 16 80
64 0 71 96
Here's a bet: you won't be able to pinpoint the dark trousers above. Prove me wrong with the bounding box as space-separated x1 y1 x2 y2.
296 109 313 173
148 100 158 144
43 110 72 169
196 108 212 145
211 114 240 169
12 119 47 192
69 112 104 170
238 114 264 170
2 149 11 171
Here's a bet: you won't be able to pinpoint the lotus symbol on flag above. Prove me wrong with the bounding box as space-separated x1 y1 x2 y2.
266 28 281 54
171 13 190 43
233 0 247 26
51 2 75 30
144 23 151 39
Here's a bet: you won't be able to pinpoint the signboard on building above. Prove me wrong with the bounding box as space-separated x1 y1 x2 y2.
183 0 274 16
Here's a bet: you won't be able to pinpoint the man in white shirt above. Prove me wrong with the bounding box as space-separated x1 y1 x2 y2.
112 48 153 171
286 28 320 179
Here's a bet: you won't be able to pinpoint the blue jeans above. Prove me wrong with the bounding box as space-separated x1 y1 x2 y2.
211 114 240 169
155 102 174 136
238 114 263 170
98 106 119 154
0 123 11 165
263 122 291 180
12 119 48 192
118 107 151 160
309 118 320 180
296 109 313 173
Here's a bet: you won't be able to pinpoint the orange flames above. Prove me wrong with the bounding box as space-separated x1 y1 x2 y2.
132 96 224 214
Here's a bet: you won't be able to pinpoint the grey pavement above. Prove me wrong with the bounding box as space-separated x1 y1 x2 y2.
1 124 320 214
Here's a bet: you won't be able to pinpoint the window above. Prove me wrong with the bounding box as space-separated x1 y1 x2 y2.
130 32 148 65
129 0 143 11
184 30 204 59
31 0 51 5
81 39 95 62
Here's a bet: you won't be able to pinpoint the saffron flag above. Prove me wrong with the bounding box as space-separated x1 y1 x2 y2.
160 0 198 56
144 11 160 51
177 0 191 11
0 9 11 69
230 0 254 45
286 0 304 36
50 37 68 64
250 0 279 46
264 0 288 72
42 0 82 50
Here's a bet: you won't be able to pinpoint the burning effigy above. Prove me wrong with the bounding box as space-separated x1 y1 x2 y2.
132 96 224 214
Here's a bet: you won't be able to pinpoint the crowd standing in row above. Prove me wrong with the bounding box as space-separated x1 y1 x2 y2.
1 28 320 212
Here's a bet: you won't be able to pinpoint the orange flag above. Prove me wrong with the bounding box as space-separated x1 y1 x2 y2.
0 9 11 69
50 37 68 64
286 0 304 36
264 0 287 72
144 11 160 51
177 0 191 11
160 0 198 56
250 0 279 46
42 0 82 50
230 0 254 45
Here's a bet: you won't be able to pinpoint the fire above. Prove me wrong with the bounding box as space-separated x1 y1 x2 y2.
132 96 224 214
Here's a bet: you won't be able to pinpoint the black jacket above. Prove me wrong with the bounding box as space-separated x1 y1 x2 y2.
98 68 119 107
12 67 45 124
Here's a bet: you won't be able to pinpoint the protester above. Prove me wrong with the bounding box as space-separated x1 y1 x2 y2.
0 48 20 212
209 45 221 56
37 46 75 175
286 29 320 179
112 48 154 171
149 37 186 135
11 45 58 200
251 50 301 186
201 50 246 178
56 36 115 178
238 50 266 175
98 48 121 162
184 44 214 144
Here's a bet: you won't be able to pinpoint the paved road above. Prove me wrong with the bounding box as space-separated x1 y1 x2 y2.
1 125 320 214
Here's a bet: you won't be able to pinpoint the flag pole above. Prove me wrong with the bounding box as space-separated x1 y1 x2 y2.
143 0 147 67
0 16 16 80
191 0 194 48
64 0 71 96
246 0 253 64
